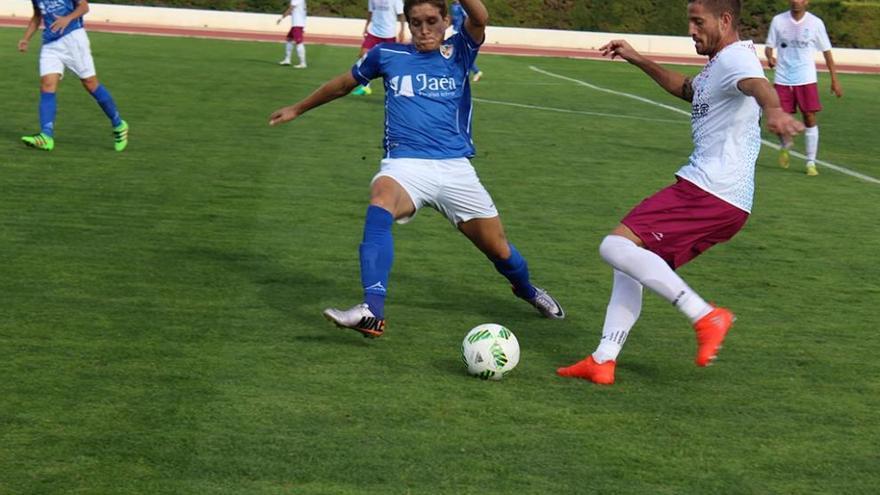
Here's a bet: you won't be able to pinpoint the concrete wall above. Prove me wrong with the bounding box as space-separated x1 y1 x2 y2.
4 0 879 67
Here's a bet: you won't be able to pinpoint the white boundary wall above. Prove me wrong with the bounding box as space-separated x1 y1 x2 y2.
4 0 878 67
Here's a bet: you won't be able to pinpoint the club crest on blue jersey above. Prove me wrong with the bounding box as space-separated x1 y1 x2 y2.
440 44 454 59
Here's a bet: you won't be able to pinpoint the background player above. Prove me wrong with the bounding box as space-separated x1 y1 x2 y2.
277 0 307 68
18 0 128 152
269 0 565 338
557 0 804 385
765 0 843 176
351 0 406 95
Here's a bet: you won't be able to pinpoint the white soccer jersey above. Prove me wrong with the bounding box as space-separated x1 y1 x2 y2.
289 0 306 27
766 11 832 85
367 0 404 39
675 41 766 213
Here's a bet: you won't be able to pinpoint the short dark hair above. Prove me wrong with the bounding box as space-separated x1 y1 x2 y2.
689 0 741 26
403 0 448 22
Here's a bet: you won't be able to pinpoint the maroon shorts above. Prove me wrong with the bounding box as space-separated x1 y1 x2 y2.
286 27 304 44
361 32 396 50
775 83 821 114
621 178 749 269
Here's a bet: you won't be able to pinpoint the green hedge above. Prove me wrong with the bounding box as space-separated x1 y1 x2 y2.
95 0 880 48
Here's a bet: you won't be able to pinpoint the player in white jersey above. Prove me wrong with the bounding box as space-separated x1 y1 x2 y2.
351 0 406 95
765 0 843 176
277 0 307 68
557 0 804 385
268 0 564 338
17 0 128 152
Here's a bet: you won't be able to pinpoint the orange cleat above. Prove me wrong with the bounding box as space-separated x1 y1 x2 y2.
693 307 735 367
556 355 616 384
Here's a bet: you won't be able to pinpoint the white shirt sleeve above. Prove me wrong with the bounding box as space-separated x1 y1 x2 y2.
394 0 404 15
368 0 375 13
815 18 832 52
765 17 778 48
718 47 767 95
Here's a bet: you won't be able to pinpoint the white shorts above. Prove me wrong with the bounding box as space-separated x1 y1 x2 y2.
39 29 96 79
372 157 499 225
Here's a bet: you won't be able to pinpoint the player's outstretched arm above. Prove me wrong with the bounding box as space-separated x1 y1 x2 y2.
738 77 805 138
600 39 694 101
18 8 42 52
269 71 360 126
460 0 488 44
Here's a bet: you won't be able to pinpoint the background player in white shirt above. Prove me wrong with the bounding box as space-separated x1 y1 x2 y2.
268 0 564 338
765 0 843 176
277 0 307 68
351 0 406 95
557 0 804 385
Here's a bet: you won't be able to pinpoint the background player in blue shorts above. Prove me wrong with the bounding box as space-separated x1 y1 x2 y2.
18 0 128 151
269 0 564 338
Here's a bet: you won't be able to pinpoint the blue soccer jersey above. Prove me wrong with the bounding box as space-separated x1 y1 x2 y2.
351 29 481 159
33 0 85 44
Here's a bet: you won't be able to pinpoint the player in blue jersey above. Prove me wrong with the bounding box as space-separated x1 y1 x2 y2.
18 0 128 151
450 0 482 82
269 0 564 338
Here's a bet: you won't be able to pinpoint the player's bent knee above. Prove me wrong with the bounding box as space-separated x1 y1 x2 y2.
599 235 631 266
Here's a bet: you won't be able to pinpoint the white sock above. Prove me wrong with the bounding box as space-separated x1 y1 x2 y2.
805 126 819 162
593 269 643 363
284 41 293 60
296 43 306 65
599 235 712 323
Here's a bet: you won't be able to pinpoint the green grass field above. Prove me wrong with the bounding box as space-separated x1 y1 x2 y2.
1 29 879 494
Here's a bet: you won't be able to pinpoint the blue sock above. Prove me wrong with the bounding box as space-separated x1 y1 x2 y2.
360 205 394 318
472 63 480 73
492 244 536 300
89 84 122 127
39 91 56 137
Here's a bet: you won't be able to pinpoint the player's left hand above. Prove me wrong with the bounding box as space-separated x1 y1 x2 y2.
269 106 299 126
18 39 29 52
765 108 805 138
831 80 844 98
50 15 72 33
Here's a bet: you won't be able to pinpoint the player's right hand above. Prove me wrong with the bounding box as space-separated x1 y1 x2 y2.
18 39 28 52
765 108 805 138
766 55 776 68
599 39 639 62
269 106 299 126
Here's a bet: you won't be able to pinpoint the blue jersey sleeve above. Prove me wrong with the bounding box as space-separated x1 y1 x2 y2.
449 29 481 72
351 46 383 86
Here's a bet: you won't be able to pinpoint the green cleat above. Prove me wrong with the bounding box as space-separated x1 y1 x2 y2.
351 85 372 96
21 132 54 151
113 120 129 152
778 148 790 168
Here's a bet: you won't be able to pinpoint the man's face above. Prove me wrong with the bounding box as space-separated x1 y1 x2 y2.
790 0 809 14
687 2 726 56
408 3 448 52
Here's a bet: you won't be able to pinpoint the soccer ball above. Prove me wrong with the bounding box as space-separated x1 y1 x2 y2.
461 323 520 380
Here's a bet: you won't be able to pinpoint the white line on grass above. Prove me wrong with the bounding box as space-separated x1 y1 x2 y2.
530 65 880 185
473 97 686 124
